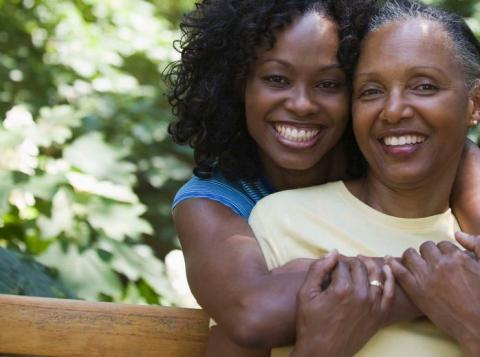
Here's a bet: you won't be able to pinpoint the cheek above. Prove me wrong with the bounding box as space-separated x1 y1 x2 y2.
325 92 350 125
352 105 374 139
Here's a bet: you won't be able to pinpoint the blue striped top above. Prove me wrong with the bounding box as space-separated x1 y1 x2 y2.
172 172 274 218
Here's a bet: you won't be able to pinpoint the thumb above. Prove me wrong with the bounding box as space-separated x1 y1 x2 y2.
299 250 339 301
455 231 480 257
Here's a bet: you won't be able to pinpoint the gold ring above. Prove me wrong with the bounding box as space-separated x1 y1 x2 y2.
369 280 383 290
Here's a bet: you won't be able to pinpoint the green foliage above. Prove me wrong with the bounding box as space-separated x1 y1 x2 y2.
0 247 74 298
0 0 478 305
0 0 195 304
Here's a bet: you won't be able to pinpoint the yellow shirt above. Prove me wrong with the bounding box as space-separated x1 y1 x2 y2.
249 181 463 357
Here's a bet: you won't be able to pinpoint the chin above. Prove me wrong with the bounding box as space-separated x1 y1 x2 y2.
382 170 430 188
276 159 321 172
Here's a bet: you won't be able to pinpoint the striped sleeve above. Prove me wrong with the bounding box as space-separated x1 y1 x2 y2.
172 175 255 218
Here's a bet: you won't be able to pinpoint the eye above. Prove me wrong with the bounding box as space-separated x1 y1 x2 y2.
414 83 438 92
316 80 340 89
357 87 383 99
262 75 289 86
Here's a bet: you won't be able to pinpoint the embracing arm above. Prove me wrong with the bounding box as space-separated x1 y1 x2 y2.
174 198 307 347
174 198 421 349
452 139 480 234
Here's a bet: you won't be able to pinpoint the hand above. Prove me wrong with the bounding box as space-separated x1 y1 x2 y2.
386 239 480 356
456 231 480 258
291 251 394 357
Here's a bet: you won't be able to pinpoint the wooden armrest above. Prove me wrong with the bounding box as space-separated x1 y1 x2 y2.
0 294 209 357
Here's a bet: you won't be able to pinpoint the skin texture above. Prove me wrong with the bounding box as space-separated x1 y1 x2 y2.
387 236 480 356
244 12 349 190
350 19 475 219
174 12 480 357
452 139 480 234
292 252 395 357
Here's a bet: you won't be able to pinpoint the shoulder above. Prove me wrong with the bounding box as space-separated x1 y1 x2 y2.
173 172 260 218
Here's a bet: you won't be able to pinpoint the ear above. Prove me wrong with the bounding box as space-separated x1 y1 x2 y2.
468 79 480 128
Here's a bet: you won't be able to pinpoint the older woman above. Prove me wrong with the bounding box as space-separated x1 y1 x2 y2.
249 0 480 355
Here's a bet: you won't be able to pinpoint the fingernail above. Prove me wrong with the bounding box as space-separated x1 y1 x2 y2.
326 249 337 258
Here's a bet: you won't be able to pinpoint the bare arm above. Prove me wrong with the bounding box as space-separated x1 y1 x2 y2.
174 198 306 347
174 198 420 349
452 139 480 234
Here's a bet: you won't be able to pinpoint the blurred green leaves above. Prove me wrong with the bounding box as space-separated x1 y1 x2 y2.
0 0 478 306
0 0 195 305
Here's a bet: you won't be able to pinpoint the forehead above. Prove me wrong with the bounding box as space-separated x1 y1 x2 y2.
256 12 339 64
357 18 463 77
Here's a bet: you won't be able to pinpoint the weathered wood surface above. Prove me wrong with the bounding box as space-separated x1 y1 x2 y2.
0 294 209 357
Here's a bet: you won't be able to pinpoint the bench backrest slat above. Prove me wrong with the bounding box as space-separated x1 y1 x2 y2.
0 294 209 357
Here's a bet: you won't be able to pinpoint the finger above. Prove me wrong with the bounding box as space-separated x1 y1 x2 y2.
380 265 395 312
455 232 480 257
299 250 339 301
362 257 383 299
350 258 368 300
402 247 427 274
436 240 460 255
386 257 418 297
419 241 442 266
330 260 353 298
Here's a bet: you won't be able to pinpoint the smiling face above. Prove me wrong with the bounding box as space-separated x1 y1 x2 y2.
245 12 349 185
352 19 477 189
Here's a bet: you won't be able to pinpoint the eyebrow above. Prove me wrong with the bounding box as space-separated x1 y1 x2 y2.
258 59 342 71
355 66 447 79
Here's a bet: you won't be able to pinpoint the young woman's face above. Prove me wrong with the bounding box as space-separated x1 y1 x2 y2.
352 19 475 188
244 12 349 175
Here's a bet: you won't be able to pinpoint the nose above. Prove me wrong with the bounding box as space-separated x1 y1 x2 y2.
284 85 319 117
380 90 414 123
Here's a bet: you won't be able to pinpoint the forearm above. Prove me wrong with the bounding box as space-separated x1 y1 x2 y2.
452 139 480 234
201 256 420 348
384 284 422 324
198 269 307 348
205 326 270 357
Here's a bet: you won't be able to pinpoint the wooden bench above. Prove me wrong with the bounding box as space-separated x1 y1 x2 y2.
0 293 209 356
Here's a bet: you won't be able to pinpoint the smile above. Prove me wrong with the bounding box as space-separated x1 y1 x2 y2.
382 135 426 147
274 123 321 143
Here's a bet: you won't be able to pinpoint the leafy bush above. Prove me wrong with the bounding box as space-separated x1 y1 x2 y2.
0 0 194 305
0 0 478 305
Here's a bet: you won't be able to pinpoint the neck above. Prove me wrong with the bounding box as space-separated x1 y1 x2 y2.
347 169 458 218
261 145 347 191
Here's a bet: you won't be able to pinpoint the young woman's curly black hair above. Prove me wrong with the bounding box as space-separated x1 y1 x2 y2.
164 0 372 180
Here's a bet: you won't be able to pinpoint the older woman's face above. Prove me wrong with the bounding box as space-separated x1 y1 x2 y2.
352 19 475 187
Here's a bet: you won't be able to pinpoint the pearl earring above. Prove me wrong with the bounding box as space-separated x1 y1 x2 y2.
473 120 479 126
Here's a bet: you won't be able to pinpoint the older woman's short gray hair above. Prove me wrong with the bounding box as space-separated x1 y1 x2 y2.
367 0 480 89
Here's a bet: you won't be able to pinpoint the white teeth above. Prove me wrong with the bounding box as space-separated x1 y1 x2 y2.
383 135 426 146
274 123 320 142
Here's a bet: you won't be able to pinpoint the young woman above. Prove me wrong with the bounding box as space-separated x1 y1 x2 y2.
165 0 480 354
250 0 480 355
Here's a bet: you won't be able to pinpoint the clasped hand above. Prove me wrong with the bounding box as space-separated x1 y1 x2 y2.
291 251 394 357
386 232 480 355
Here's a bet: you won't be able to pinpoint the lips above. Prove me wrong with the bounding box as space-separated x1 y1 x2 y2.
273 123 321 143
378 131 429 158
382 134 427 146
